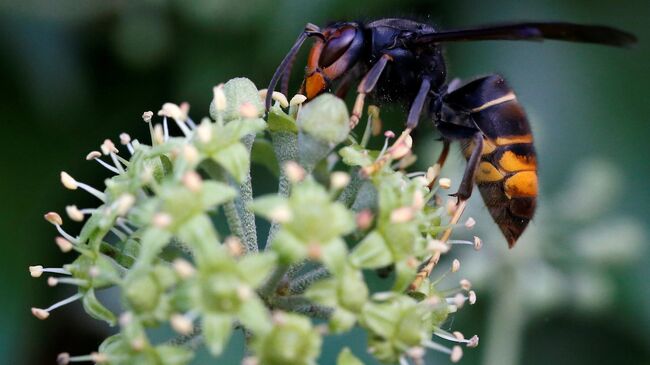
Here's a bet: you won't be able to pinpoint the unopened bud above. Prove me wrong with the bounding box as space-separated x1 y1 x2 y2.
172 259 196 279
239 102 259 118
152 212 173 228
170 314 194 335
330 171 350 190
214 84 227 112
197 120 213 143
390 206 414 223
356 209 374 230
283 161 305 183
182 171 203 193
115 194 135 216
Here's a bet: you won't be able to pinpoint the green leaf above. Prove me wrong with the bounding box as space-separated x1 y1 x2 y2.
138 228 172 265
156 345 194 365
349 231 393 269
211 142 250 183
268 106 298 133
238 296 272 335
337 347 364 365
252 139 280 176
203 313 233 356
238 252 277 287
248 195 287 220
82 288 116 326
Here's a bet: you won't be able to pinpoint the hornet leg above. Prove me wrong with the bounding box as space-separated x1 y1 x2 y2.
350 53 392 129
452 132 483 201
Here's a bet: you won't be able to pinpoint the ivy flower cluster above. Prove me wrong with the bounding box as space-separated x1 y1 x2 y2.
30 78 481 365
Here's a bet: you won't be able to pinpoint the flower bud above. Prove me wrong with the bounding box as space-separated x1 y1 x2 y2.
297 94 350 144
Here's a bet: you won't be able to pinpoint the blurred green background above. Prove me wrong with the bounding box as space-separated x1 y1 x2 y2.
1 0 648 364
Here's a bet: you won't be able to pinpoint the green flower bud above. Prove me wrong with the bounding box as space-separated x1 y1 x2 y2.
297 94 349 144
253 313 322 365
209 78 263 122
124 272 162 313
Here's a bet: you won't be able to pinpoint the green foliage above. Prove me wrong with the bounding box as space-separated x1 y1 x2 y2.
31 78 480 365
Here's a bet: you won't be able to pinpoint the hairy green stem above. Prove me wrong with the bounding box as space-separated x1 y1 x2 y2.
337 167 363 208
259 264 290 299
201 160 245 242
272 296 333 319
265 131 298 250
236 134 258 253
289 267 330 295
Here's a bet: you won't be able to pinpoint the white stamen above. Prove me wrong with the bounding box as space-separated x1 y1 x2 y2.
439 178 451 189
451 259 460 272
272 91 289 108
41 292 84 315
142 111 154 123
290 94 307 106
153 124 164 145
464 217 476 229
87 153 120 174
422 339 452 354
427 239 450 253
473 236 483 250
468 290 477 305
119 133 131 145
65 205 84 222
60 172 106 201
44 212 63 225
412 190 425 210
450 345 463 362
31 307 50 320
163 117 170 141
100 139 118 155
55 237 74 253
86 151 102 160
460 279 472 291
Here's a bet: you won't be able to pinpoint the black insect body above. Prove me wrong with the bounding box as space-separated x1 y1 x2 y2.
266 18 636 247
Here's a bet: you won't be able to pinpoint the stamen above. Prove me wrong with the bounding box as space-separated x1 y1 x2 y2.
119 133 135 154
101 139 125 174
224 236 244 257
289 94 307 106
439 178 451 189
29 265 71 278
464 217 476 229
116 218 135 235
269 205 292 223
153 124 164 145
390 206 414 223
48 277 88 287
32 292 83 319
451 259 460 273
197 119 213 143
55 237 74 253
86 151 119 174
44 212 78 243
163 117 170 141
65 205 84 222
60 172 106 202
114 194 135 216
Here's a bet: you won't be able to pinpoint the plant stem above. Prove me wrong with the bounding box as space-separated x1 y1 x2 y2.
201 160 245 243
337 167 363 208
236 134 258 253
289 267 330 295
259 264 290 299
265 131 298 250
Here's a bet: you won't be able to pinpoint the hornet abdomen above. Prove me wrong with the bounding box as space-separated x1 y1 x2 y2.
457 75 538 247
